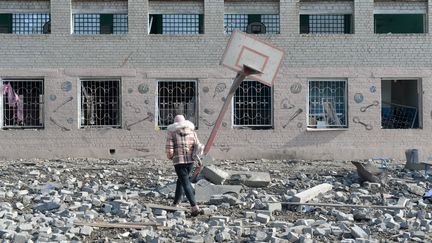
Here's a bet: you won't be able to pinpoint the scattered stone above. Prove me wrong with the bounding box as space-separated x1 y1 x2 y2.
292 183 333 203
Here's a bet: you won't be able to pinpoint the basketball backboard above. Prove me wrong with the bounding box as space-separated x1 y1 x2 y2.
220 30 284 86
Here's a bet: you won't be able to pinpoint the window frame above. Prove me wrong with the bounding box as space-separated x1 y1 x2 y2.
72 13 128 35
373 12 426 34
156 80 199 130
231 80 273 129
0 13 50 35
306 79 348 130
0 78 45 129
224 14 280 35
299 14 353 34
78 78 122 129
148 14 204 35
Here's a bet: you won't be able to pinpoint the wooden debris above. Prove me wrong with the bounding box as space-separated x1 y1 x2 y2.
74 221 164 229
281 202 406 209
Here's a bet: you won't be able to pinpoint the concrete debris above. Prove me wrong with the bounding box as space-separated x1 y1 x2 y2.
0 158 428 242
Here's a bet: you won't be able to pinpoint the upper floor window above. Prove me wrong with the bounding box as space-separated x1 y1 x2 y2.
224 14 280 34
79 79 121 128
157 81 198 129
73 14 128 35
374 14 425 34
300 14 352 34
149 14 204 35
308 80 347 129
1 79 44 129
233 81 272 129
0 13 50 34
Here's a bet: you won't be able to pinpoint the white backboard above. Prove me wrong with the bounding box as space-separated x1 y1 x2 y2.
220 30 284 86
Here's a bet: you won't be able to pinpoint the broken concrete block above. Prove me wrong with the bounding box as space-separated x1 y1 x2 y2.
266 202 282 213
256 213 270 224
406 184 424 196
195 179 242 203
225 170 271 187
350 225 368 239
201 165 229 184
291 183 333 203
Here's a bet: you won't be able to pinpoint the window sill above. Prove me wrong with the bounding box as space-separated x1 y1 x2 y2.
306 127 349 132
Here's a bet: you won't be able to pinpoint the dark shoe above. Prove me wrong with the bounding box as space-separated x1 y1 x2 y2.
190 209 204 217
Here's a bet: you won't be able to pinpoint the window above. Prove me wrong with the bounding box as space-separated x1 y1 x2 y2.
308 80 347 129
374 14 425 34
2 79 44 129
0 13 50 34
149 14 204 35
80 79 121 128
300 14 352 34
73 14 128 35
157 81 197 129
233 81 272 129
381 79 422 129
224 14 280 34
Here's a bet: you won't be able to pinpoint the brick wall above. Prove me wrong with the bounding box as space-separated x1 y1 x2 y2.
0 0 431 161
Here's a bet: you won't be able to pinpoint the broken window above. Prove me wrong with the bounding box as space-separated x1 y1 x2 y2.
73 14 128 35
0 13 50 34
381 79 422 129
308 80 347 129
149 14 204 35
300 14 352 34
80 79 121 128
224 14 280 34
233 81 272 129
374 14 425 34
2 79 44 129
157 81 197 129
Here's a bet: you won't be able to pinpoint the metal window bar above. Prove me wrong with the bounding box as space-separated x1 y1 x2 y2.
2 80 44 128
309 15 345 34
12 13 50 35
157 81 197 129
162 14 200 35
80 80 121 128
113 14 128 35
261 14 280 34
308 80 347 128
73 14 100 34
224 14 248 34
233 80 272 128
381 101 417 129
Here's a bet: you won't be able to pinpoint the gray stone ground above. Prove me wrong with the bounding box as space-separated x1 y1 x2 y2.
0 158 431 242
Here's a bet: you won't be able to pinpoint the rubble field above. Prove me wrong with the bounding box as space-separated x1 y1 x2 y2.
0 158 431 242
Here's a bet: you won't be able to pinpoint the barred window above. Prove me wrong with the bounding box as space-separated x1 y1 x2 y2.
0 13 50 34
224 14 280 34
157 81 197 129
233 81 272 129
308 80 347 129
2 79 44 129
300 14 352 34
149 14 204 35
80 79 121 128
73 14 128 35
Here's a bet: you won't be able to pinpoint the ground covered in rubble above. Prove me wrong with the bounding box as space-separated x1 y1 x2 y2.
0 158 431 242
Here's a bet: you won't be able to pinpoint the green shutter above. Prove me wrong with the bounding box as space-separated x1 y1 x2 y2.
149 14 163 34
299 15 309 34
344 14 352 34
375 14 425 34
248 14 261 24
0 13 12 33
199 14 204 34
100 14 113 34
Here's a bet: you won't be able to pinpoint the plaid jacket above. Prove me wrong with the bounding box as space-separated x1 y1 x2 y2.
166 120 200 165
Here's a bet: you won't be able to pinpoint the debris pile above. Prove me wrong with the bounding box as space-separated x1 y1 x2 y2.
0 158 430 242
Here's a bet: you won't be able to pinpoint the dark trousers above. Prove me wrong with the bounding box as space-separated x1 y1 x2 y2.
174 163 196 207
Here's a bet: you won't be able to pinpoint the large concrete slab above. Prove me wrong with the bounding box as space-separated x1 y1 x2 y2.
195 179 242 203
225 170 271 187
291 183 333 203
201 165 230 184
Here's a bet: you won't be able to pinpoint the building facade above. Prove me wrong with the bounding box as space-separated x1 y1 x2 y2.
0 0 431 160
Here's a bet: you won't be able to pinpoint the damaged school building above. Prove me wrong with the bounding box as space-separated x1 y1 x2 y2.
0 0 430 160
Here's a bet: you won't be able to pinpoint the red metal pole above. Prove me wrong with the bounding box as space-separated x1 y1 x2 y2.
203 67 254 155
